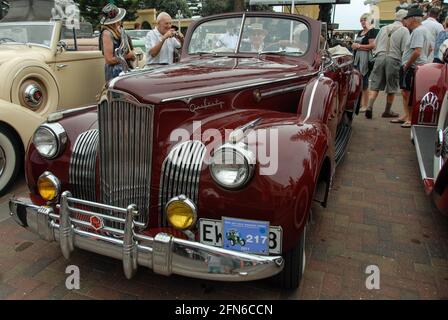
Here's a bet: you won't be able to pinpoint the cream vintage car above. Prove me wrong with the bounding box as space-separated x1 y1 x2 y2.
0 20 105 195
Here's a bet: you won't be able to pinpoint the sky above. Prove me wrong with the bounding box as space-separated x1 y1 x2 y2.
334 0 370 30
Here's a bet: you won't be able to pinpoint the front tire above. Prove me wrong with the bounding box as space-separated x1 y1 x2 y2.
0 127 22 196
277 225 306 290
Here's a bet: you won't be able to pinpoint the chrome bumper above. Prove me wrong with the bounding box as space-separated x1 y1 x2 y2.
9 191 284 282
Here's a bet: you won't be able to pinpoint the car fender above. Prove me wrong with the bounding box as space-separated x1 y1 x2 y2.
411 63 447 126
298 75 339 124
197 120 331 252
346 68 362 112
0 98 45 147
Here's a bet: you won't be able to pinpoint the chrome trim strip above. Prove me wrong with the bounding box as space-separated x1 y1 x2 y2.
234 13 246 54
258 84 306 99
47 105 97 123
9 196 284 282
160 72 318 103
303 74 323 122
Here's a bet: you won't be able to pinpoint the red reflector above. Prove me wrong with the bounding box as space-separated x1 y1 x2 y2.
90 215 104 231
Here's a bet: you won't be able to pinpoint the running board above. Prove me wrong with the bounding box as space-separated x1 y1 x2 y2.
335 123 352 165
411 125 436 180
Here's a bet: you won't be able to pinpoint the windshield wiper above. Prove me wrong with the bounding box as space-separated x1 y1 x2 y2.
0 37 18 43
259 50 303 56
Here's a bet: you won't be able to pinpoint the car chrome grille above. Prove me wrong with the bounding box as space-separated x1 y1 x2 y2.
69 129 99 202
98 95 154 227
159 140 206 226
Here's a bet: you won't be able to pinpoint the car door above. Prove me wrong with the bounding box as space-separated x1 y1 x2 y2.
54 27 105 110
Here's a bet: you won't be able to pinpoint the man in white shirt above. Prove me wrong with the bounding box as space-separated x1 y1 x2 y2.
422 7 443 60
217 24 239 50
145 12 183 65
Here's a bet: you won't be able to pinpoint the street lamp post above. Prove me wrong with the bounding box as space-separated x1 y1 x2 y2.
175 9 183 32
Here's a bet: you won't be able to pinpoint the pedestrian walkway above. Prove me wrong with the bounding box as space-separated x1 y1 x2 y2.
0 93 447 299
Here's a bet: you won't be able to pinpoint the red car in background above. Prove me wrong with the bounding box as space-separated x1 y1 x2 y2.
9 12 361 289
411 49 448 215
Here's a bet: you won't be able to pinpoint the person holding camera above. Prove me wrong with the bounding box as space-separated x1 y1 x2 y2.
145 12 184 65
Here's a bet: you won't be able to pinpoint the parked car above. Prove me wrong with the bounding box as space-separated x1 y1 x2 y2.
9 12 361 289
411 47 448 215
126 29 150 53
0 19 105 195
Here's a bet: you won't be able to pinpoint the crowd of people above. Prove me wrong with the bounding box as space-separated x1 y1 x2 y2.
353 1 448 128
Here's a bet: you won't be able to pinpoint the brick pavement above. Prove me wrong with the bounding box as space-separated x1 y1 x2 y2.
0 93 447 300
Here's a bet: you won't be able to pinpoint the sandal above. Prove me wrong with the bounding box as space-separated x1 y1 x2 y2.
390 118 405 124
359 106 368 113
401 121 412 128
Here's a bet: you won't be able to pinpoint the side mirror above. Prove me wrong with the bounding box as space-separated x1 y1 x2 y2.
57 40 67 53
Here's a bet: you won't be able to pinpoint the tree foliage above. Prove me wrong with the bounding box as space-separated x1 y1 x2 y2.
77 0 139 28
140 0 192 18
202 0 272 16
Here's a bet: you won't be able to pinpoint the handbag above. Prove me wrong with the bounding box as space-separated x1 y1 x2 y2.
368 52 375 71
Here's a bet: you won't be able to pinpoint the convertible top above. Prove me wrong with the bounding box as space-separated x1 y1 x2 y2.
1 0 53 22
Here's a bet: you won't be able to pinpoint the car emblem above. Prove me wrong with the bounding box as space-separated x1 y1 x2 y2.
90 215 104 231
419 92 439 124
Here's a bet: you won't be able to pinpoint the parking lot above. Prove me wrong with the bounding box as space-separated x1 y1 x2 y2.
0 93 447 300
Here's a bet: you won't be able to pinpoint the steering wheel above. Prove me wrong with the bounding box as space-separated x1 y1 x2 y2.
263 42 282 51
0 37 16 43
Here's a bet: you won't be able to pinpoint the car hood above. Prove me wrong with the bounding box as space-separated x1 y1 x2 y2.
0 45 48 65
111 56 314 104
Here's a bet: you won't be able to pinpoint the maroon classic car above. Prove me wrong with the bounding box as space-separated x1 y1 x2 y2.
411 48 448 215
9 12 361 289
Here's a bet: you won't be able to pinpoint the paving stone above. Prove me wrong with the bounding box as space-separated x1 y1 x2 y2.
0 93 447 300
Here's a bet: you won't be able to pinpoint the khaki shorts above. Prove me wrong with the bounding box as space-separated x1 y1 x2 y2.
369 55 401 93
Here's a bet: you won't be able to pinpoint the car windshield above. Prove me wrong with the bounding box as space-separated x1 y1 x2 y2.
126 30 150 39
0 23 54 47
188 16 309 57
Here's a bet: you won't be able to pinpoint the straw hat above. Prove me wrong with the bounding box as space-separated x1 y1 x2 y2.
100 3 126 25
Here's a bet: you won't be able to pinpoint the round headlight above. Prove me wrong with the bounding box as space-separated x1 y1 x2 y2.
37 171 60 201
210 144 255 189
166 195 197 230
33 123 67 159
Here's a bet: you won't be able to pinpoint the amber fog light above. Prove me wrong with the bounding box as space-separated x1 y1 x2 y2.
37 172 60 201
166 195 197 230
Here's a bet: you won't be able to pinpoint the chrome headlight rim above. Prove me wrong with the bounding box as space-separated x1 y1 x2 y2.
33 123 67 159
165 195 198 230
209 143 256 190
37 171 61 201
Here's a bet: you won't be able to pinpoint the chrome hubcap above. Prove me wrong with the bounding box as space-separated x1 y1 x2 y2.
23 84 43 109
0 145 6 177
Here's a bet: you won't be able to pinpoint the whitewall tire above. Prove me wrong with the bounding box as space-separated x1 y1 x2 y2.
0 127 22 196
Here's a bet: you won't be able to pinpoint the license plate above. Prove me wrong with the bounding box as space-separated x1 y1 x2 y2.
199 218 282 254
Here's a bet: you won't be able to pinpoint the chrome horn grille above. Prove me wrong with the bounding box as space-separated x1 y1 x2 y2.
98 92 154 226
159 140 206 226
69 129 99 201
